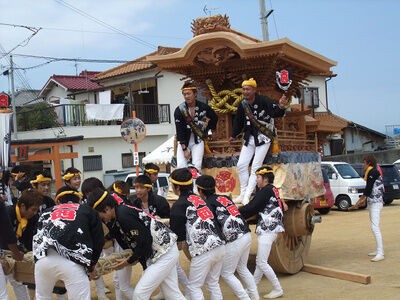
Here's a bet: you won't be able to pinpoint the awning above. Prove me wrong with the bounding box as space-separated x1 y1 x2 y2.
142 136 174 165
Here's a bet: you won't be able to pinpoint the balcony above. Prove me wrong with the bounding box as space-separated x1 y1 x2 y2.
16 103 171 132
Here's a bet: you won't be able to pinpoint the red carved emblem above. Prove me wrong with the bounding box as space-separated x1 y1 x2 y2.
215 170 236 193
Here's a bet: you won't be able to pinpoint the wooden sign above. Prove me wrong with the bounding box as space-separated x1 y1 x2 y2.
17 146 29 161
120 118 146 144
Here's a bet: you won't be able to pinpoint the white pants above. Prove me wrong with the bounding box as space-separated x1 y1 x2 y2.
35 249 90 300
113 242 134 300
188 245 225 300
176 133 204 172
0 263 8 300
221 233 258 300
133 244 185 300
254 232 282 291
369 202 384 256
95 247 114 299
237 136 270 199
5 274 29 300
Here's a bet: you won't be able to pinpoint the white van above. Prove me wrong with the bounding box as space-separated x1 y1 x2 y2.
321 161 366 211
125 172 170 198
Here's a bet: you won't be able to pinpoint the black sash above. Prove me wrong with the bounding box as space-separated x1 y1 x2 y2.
179 103 207 141
242 100 275 141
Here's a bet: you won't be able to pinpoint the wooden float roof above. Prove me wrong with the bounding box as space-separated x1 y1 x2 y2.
148 34 336 76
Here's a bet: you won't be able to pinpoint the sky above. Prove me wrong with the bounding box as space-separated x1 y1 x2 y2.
0 0 399 135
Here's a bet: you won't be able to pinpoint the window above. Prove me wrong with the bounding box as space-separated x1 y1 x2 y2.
121 152 146 168
301 87 319 108
122 153 134 168
83 155 103 171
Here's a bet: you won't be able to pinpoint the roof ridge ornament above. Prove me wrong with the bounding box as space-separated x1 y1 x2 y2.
191 14 231 36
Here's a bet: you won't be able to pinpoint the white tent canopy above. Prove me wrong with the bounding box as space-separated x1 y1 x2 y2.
142 136 174 165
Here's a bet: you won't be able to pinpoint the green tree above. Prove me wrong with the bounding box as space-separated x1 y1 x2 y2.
17 102 58 131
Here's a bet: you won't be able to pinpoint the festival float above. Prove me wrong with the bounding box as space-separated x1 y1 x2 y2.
149 14 336 274
1 14 339 284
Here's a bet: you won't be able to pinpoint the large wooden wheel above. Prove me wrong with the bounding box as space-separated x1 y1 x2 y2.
269 202 314 274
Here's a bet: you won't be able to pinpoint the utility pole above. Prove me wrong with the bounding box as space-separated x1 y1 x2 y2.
10 55 17 140
259 0 274 41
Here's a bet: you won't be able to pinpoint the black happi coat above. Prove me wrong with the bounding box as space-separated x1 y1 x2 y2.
0 201 17 248
110 204 177 268
239 184 284 234
33 203 104 272
0 205 37 252
206 194 250 243
169 192 224 257
232 94 285 146
174 100 218 147
133 193 170 218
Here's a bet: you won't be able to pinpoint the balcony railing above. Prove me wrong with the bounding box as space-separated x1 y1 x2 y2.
16 103 171 132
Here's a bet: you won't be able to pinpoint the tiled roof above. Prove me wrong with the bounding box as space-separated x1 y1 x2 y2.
13 89 41 107
94 46 180 81
314 112 349 133
51 71 103 91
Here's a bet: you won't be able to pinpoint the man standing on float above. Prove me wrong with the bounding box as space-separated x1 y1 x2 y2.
229 78 288 205
174 80 218 172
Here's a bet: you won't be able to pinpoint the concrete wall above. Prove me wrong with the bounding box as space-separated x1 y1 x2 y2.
323 148 400 164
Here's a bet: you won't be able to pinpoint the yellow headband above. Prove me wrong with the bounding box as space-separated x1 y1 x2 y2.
144 168 158 174
134 183 153 188
113 183 125 195
30 174 52 185
62 172 81 181
93 191 108 209
181 87 197 91
196 184 214 191
169 177 193 186
12 172 25 177
55 190 83 203
256 169 274 175
242 78 257 88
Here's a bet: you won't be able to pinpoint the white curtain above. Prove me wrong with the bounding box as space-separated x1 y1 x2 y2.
0 112 12 168
85 104 124 121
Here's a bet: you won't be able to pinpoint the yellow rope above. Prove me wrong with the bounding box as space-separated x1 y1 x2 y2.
206 79 243 114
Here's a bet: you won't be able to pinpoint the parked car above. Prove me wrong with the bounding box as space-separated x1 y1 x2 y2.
379 164 400 205
321 161 365 211
394 159 400 171
313 168 335 214
351 163 364 178
125 172 170 198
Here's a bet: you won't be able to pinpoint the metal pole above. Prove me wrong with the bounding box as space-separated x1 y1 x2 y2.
259 0 268 41
10 55 17 140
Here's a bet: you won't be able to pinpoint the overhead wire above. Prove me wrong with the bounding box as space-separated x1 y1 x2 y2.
53 0 157 49
0 21 186 41
269 0 279 39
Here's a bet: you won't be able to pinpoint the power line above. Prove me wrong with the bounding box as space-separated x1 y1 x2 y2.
7 53 131 64
54 0 157 49
0 21 186 41
0 27 41 59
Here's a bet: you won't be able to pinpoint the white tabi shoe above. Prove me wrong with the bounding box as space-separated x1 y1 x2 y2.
371 254 384 262
263 289 284 299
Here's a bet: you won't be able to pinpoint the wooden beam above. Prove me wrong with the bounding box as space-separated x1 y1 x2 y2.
52 145 63 190
302 264 371 285
10 153 78 163
10 141 79 148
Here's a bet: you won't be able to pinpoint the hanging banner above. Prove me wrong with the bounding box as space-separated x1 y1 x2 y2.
0 112 12 168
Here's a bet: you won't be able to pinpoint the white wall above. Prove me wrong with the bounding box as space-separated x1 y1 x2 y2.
46 85 67 102
343 127 385 153
290 75 329 112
